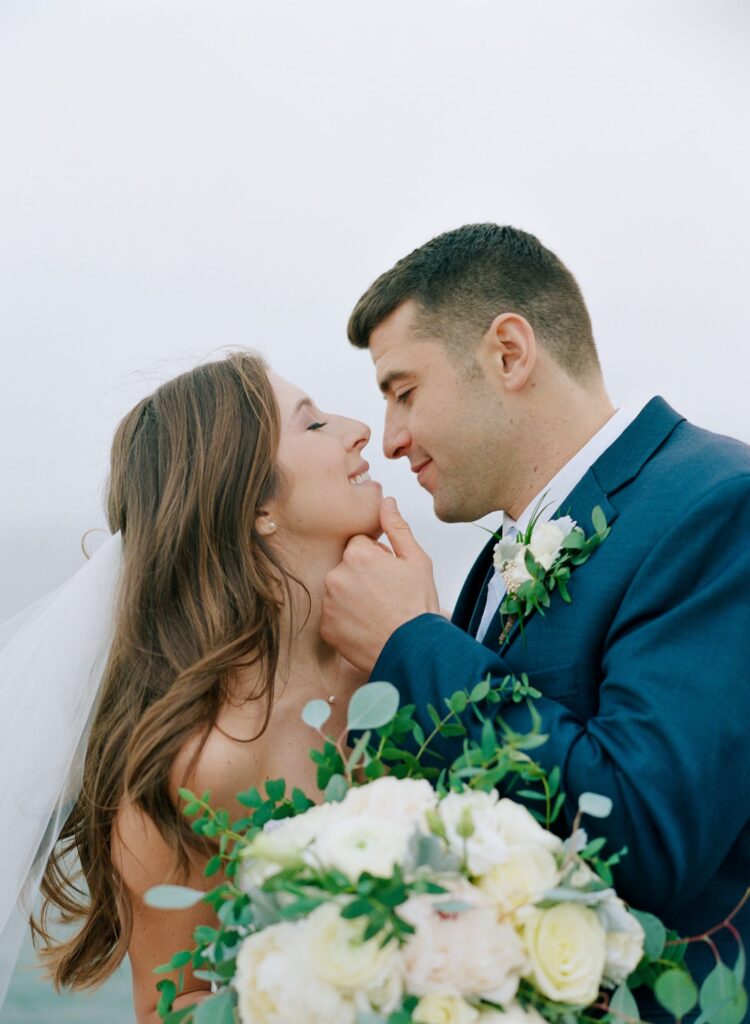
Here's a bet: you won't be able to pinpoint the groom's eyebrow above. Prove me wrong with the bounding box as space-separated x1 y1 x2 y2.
378 370 411 396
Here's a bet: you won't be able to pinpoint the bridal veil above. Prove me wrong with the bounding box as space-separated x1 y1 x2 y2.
0 533 122 1004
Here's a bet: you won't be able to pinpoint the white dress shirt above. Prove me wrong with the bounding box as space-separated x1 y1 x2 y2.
475 403 644 642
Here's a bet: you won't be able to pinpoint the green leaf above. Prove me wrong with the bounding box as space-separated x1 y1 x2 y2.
236 786 263 809
578 791 613 818
480 716 496 760
699 962 745 1024
347 682 400 730
291 787 314 813
194 988 236 1024
324 773 349 803
631 909 667 960
654 969 698 1018
610 981 641 1021
735 945 746 986
156 978 177 1018
592 505 608 534
448 690 468 714
302 698 332 730
145 885 206 910
265 778 285 802
470 677 491 703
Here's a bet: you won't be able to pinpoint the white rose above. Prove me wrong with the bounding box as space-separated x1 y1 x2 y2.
401 880 526 1004
341 776 437 828
237 848 277 892
527 517 576 571
438 790 509 876
258 800 342 855
478 1004 546 1024
307 902 403 1011
479 844 560 914
599 896 645 986
522 903 607 1005
493 799 564 855
234 920 355 1024
309 813 412 879
413 995 481 1024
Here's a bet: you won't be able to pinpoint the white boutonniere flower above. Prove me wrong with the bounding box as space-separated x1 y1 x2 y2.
492 496 610 644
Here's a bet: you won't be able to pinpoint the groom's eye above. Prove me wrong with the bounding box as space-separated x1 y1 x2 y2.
306 420 328 431
396 389 414 405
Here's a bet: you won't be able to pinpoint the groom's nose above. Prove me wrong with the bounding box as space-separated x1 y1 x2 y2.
383 416 410 460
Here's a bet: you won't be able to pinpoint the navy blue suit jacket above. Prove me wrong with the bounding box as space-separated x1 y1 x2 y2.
373 398 750 1000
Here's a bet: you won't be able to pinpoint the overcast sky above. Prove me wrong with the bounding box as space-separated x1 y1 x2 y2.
1 0 748 620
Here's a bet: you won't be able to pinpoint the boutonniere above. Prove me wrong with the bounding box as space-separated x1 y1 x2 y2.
494 497 610 645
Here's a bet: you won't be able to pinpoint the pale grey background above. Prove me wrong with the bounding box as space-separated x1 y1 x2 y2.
0 0 748 1018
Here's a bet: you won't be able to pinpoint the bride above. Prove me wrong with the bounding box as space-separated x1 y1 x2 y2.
3 351 383 1022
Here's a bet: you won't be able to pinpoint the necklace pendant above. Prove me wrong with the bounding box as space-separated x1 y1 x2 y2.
327 694 336 705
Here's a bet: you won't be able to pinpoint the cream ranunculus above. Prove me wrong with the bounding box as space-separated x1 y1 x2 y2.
527 517 576 571
522 903 607 1006
306 902 403 1010
438 789 509 877
234 920 355 1024
479 844 560 915
401 880 526 1004
309 813 412 879
413 995 481 1024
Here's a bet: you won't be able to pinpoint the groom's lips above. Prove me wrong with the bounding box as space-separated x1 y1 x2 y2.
413 459 433 487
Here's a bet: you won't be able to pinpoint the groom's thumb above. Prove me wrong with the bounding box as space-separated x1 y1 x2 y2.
380 497 420 559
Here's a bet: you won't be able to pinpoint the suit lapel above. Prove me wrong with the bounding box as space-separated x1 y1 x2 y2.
459 397 685 653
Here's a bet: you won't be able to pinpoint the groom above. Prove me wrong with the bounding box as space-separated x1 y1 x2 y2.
321 224 750 1004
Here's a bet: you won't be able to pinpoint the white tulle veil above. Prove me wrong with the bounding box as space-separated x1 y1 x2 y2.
0 533 123 1005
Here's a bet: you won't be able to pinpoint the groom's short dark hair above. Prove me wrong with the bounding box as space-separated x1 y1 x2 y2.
348 224 600 380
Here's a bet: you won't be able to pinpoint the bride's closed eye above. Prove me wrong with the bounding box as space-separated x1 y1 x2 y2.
306 420 328 431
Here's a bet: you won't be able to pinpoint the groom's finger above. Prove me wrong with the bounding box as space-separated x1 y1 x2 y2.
380 497 423 560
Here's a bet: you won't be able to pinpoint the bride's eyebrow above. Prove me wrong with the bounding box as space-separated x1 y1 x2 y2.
293 397 315 415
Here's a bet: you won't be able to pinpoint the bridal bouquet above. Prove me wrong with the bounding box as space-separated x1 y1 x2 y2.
148 679 746 1024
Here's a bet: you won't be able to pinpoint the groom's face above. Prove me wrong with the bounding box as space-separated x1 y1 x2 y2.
369 301 508 523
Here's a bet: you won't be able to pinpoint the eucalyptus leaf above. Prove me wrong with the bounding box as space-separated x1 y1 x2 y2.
578 791 613 818
611 982 641 1021
324 773 349 803
432 899 472 913
699 962 744 1024
194 988 236 1024
592 505 608 534
302 698 332 730
347 682 400 730
630 908 667 960
654 969 698 1018
145 884 206 910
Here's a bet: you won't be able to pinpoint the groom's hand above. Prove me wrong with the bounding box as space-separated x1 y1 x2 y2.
321 497 440 672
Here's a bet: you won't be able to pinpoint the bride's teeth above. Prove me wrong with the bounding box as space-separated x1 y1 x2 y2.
350 472 371 485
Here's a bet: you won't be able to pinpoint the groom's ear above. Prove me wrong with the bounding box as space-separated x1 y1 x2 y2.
478 312 537 393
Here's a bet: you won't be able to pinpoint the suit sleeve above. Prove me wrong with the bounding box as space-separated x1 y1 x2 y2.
371 475 750 918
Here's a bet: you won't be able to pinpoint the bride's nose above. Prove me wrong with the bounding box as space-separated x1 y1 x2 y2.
344 418 371 452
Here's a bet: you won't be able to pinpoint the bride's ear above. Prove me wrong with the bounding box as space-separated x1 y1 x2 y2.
255 509 278 537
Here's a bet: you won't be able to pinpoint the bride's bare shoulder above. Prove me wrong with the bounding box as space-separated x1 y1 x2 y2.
169 724 260 817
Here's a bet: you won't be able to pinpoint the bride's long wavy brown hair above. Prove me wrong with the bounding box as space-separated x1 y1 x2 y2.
35 351 292 989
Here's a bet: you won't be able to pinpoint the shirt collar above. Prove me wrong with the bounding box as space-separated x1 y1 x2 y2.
501 402 646 537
